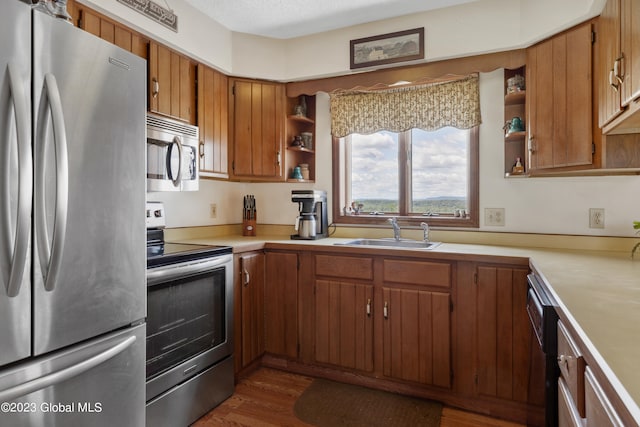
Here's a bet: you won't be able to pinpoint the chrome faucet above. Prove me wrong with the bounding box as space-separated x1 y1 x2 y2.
420 222 430 242
388 217 401 241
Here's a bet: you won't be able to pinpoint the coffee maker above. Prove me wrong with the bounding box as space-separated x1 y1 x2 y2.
291 190 328 240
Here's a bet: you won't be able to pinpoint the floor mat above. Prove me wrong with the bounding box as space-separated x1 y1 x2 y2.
293 378 442 427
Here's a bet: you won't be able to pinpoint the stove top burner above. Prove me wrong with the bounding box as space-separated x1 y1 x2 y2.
146 227 232 268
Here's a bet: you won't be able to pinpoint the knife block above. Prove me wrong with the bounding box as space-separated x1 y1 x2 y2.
242 218 256 236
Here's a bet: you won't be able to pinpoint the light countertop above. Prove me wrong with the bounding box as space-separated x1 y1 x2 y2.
171 233 640 423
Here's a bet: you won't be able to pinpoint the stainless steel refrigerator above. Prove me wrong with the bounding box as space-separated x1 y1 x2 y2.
0 1 146 426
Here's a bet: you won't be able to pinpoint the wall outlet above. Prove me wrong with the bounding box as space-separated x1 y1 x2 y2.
589 208 604 229
485 208 505 226
209 203 217 219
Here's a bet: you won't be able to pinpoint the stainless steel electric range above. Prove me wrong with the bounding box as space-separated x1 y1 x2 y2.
145 202 234 427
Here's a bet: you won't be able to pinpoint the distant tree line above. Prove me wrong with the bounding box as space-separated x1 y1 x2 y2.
355 198 467 214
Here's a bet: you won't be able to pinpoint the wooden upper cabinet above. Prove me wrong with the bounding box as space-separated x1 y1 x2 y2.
229 78 285 181
620 0 640 107
599 0 624 127
75 4 148 59
148 42 196 124
599 0 640 129
527 22 593 170
198 64 229 179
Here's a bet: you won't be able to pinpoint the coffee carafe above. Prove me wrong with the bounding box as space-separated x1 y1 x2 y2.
295 213 317 238
291 190 328 240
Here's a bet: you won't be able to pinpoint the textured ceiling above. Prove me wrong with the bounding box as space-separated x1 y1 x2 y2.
182 0 477 39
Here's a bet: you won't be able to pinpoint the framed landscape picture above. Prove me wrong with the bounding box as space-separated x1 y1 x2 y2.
350 28 424 69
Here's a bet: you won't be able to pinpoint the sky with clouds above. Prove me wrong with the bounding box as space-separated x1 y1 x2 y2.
350 127 468 201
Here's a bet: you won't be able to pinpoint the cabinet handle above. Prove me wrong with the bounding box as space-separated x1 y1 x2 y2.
152 77 159 98
614 56 624 84
528 135 535 153
199 141 205 158
557 354 573 369
383 301 388 319
609 69 619 92
276 150 281 166
366 298 371 317
242 268 250 286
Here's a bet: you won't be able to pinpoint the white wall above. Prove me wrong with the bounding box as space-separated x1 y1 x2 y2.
82 0 640 237
79 0 234 72
479 70 640 236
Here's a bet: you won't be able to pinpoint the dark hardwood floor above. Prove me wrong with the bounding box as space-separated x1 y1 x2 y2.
193 368 525 427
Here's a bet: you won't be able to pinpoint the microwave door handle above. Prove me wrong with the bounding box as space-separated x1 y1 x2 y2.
168 136 182 188
1 63 32 297
35 73 69 292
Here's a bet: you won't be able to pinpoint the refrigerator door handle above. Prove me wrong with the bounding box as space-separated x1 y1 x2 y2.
1 63 32 297
0 335 136 403
35 73 69 292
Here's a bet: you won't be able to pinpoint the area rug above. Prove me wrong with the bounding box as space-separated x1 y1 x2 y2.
293 378 442 427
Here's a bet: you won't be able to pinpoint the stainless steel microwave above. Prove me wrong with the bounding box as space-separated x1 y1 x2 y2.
146 113 199 192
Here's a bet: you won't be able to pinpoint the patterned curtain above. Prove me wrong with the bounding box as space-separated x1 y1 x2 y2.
329 74 481 138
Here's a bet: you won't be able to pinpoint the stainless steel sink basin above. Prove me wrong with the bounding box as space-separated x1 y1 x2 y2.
335 238 441 250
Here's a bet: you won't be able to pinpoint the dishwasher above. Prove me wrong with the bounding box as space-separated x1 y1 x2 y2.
527 271 560 427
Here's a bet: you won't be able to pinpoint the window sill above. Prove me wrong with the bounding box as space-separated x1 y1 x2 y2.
335 214 479 228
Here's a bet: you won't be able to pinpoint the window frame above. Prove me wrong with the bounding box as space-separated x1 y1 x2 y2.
332 126 479 228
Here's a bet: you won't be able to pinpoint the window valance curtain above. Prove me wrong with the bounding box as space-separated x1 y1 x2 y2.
329 73 481 138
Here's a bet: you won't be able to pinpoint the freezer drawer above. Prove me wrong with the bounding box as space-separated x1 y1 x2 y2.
0 324 145 427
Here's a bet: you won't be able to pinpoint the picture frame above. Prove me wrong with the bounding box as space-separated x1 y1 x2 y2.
350 28 424 70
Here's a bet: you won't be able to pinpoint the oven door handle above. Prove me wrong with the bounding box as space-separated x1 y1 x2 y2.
147 254 232 286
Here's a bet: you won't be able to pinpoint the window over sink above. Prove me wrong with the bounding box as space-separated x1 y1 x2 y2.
334 127 478 227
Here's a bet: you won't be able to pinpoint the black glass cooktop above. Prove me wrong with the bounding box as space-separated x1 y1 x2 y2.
147 242 232 268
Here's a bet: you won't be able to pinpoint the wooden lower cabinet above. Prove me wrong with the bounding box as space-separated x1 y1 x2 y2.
234 251 265 374
314 279 374 372
262 251 544 425
475 265 531 402
456 261 543 425
382 286 451 388
264 251 298 359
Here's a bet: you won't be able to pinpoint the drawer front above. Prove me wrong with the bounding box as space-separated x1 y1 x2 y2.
558 378 585 427
383 259 451 288
557 321 586 417
585 367 623 427
315 255 373 280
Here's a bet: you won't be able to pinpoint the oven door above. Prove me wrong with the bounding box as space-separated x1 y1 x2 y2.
145 254 233 401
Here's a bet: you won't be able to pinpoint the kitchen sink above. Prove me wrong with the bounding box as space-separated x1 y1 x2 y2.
335 238 441 249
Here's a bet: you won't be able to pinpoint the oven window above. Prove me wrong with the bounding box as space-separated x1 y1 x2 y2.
146 268 226 379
